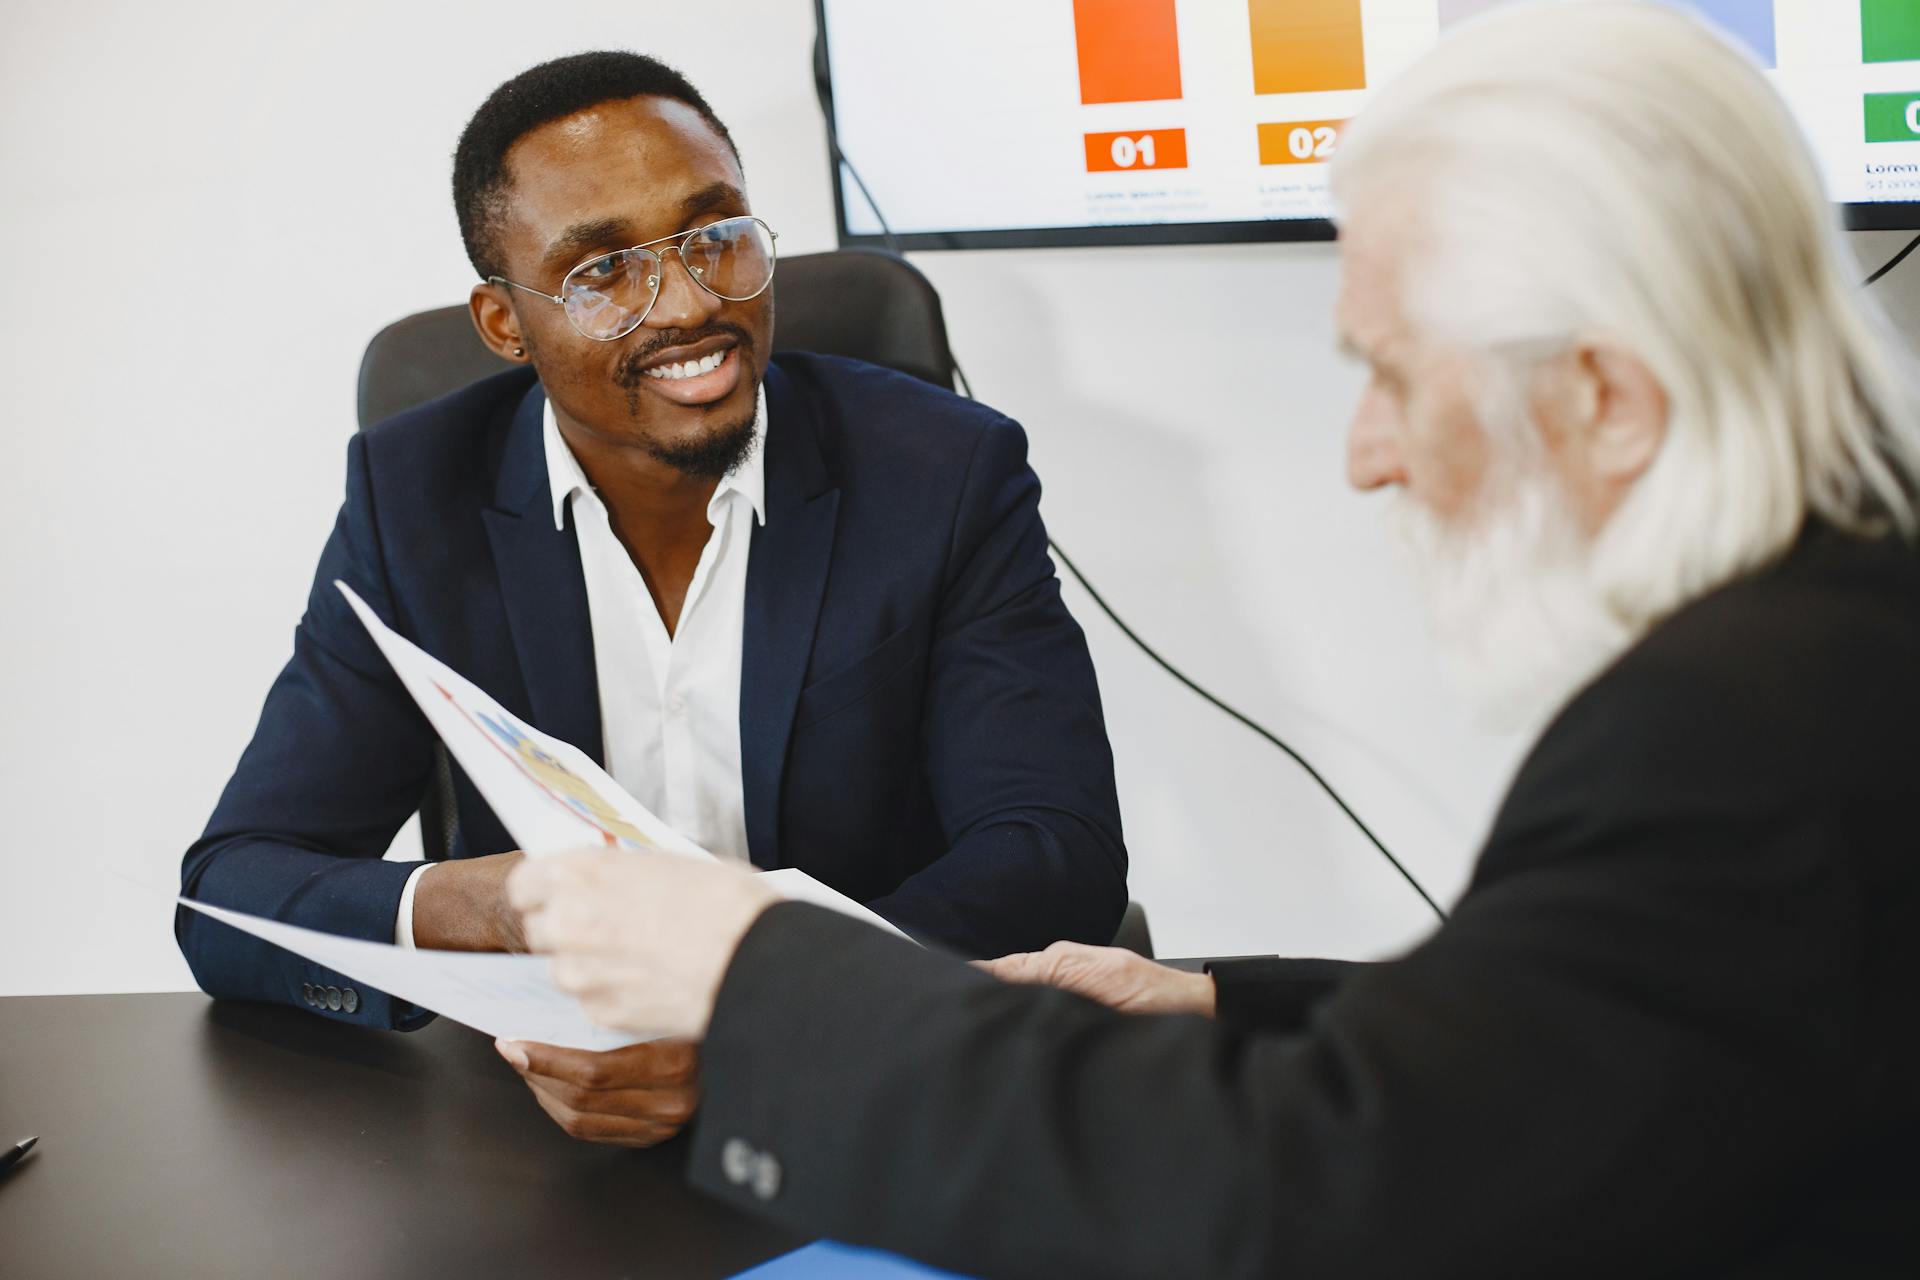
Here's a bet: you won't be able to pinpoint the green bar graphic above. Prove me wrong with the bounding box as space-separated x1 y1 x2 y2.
1863 0 1920 64
1866 92 1920 143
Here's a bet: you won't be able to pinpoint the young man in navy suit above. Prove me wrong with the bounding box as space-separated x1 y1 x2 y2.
177 52 1127 1148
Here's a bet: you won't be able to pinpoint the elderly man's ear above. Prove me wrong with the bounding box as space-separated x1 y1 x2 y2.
1535 342 1670 530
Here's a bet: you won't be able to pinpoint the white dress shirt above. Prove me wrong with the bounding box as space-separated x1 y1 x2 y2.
396 389 767 946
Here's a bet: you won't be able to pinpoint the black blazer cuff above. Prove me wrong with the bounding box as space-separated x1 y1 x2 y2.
1204 957 1361 1035
685 900 970 1223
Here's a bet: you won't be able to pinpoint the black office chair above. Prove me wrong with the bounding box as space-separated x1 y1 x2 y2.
358 248 1154 958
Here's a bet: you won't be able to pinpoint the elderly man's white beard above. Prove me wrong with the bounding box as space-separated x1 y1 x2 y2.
1390 467 1634 732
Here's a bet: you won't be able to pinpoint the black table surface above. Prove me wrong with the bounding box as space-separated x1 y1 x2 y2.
0 992 805 1279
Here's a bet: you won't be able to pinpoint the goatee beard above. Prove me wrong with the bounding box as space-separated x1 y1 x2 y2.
632 407 760 480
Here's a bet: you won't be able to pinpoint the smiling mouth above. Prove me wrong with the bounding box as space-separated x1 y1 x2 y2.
643 349 730 381
626 335 744 408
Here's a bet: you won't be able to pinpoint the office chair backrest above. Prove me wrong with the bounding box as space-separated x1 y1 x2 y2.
768 247 958 391
356 248 956 430
356 308 517 431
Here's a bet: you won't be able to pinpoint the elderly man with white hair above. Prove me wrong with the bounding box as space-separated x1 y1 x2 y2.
505 4 1920 1275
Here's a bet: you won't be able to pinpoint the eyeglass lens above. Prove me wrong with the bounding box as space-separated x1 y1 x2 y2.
559 216 776 340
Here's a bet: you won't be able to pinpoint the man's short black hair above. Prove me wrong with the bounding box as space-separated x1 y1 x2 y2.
452 51 739 281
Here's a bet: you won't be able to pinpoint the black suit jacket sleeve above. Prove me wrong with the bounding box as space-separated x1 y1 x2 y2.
175 432 434 1030
861 416 1127 957
1205 957 1361 1034
688 635 1880 1279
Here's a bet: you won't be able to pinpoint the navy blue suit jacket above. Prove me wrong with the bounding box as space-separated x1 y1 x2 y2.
177 354 1127 1029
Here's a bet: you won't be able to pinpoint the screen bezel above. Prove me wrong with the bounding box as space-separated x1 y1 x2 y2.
813 0 1920 250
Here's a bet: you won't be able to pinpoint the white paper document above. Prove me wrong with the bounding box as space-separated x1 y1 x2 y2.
754 867 906 938
334 581 715 863
180 582 910 1047
179 897 647 1050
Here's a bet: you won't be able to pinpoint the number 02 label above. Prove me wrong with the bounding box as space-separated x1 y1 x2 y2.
1257 119 1348 167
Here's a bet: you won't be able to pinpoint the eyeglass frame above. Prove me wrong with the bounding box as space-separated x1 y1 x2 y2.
487 214 780 342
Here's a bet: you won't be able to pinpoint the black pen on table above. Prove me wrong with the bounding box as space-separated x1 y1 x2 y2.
0 1136 37 1173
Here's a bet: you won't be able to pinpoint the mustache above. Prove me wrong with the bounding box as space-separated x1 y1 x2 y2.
612 323 755 388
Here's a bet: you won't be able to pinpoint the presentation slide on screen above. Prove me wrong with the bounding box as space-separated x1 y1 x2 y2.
819 0 1920 237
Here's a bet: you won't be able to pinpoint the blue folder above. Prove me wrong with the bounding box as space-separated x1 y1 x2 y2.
731 1240 977 1278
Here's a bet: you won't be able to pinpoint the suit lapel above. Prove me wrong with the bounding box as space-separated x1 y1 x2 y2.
741 362 839 870
481 381 604 766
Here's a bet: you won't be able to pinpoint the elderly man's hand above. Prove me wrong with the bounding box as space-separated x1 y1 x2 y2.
508 849 781 1039
495 1038 700 1147
979 942 1217 1017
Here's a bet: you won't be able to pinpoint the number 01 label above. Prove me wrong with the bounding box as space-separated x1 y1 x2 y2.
1085 129 1190 173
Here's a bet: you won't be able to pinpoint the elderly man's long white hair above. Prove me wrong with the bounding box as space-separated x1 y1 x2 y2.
1333 0 1920 634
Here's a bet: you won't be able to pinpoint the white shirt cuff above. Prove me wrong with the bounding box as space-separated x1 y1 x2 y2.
394 862 435 949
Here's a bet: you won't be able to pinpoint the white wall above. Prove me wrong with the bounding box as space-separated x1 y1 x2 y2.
5 2 1918 995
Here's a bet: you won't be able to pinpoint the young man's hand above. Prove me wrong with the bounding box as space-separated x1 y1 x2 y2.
494 1038 700 1147
410 850 529 952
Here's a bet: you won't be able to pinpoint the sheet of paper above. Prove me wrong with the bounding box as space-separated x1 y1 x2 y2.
334 580 714 863
336 579 913 943
756 868 909 940
179 898 651 1050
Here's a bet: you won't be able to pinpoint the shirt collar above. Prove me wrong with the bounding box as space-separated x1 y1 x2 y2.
542 384 769 533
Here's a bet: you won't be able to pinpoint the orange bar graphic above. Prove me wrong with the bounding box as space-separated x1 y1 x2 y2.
1248 0 1366 95
1257 119 1349 166
1085 128 1189 172
1073 0 1184 105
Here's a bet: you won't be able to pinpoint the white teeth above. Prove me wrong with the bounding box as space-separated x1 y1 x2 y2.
643 349 728 380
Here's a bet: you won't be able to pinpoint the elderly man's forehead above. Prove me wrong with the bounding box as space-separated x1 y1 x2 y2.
1335 218 1410 352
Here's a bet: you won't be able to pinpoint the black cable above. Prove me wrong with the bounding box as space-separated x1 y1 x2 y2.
831 136 978 402
1048 541 1449 924
813 37 1444 922
1863 232 1920 287
831 136 903 258
814 35 905 259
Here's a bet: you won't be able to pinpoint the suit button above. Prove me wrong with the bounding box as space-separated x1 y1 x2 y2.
751 1153 782 1202
301 983 315 1006
325 986 343 1011
721 1138 754 1186
721 1139 781 1201
342 988 360 1014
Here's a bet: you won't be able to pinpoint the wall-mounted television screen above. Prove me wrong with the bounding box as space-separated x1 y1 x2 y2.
815 0 1920 249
